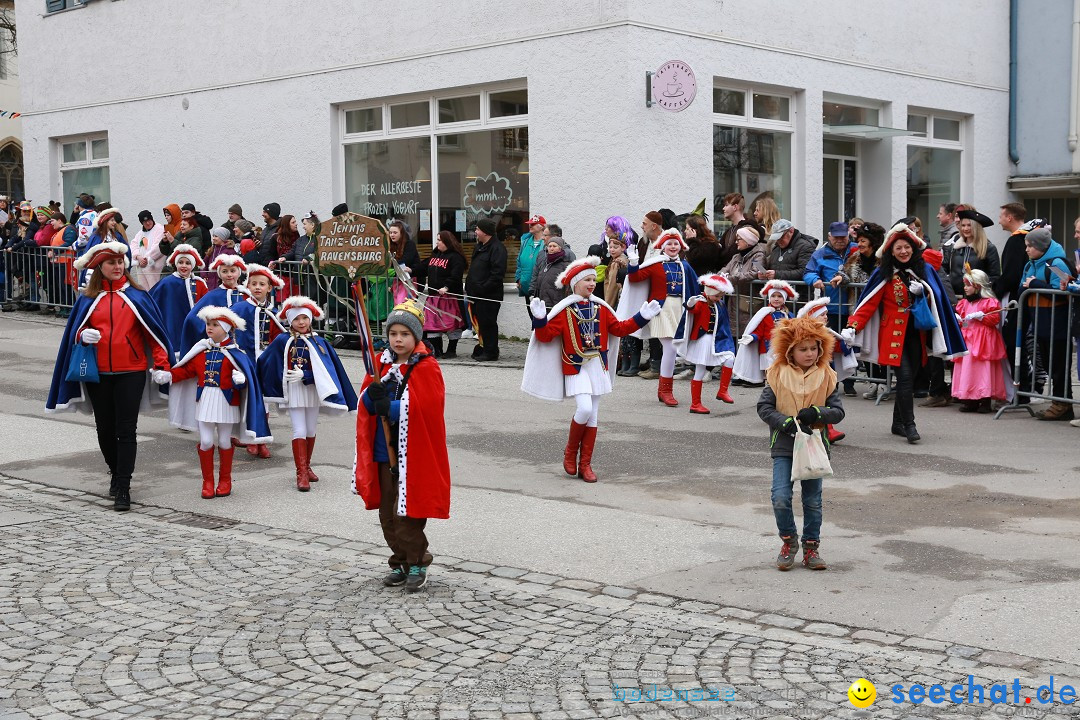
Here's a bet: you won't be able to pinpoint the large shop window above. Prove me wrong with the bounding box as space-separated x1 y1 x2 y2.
906 111 963 228
59 134 110 211
713 85 794 232
341 86 528 280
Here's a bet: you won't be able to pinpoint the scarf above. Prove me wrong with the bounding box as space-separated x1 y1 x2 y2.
766 362 836 419
547 249 565 263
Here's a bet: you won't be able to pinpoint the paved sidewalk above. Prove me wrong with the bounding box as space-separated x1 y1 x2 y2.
2 478 1076 720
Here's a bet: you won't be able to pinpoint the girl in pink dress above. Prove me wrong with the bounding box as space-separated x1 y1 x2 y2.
952 268 1008 412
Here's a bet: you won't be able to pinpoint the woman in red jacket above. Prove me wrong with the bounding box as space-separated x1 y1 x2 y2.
47 241 173 510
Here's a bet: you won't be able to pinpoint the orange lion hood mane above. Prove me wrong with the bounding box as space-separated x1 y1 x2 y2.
769 315 835 371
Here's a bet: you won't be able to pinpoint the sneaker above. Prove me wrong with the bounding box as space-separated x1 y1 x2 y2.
675 368 694 380
637 369 660 380
776 536 798 571
863 386 883 400
1070 418 1080 428
802 540 827 570
843 384 857 397
382 567 407 587
405 565 428 592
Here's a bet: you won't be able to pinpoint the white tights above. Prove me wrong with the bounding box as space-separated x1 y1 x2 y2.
198 422 232 450
694 356 733 381
659 338 676 377
572 394 601 427
289 406 320 439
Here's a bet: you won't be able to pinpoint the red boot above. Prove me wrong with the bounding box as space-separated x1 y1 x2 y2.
292 438 311 492
198 445 215 499
658 376 679 407
689 379 710 414
257 443 271 459
715 365 734 404
305 437 319 482
246 443 259 457
217 446 234 496
578 426 598 483
827 425 845 444
564 421 586 476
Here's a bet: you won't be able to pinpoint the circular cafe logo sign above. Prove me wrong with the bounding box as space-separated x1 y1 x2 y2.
651 60 696 112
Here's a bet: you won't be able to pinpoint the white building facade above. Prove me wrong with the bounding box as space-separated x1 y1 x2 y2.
17 0 1012 255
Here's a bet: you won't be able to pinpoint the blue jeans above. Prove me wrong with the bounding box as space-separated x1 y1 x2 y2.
771 456 822 541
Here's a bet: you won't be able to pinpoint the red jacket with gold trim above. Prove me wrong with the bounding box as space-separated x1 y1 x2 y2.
847 274 925 367
534 297 647 375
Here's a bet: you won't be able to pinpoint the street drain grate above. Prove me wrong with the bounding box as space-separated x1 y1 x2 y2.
162 512 240 531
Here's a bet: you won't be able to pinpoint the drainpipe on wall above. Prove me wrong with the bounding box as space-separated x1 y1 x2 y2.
1071 0 1080 168
1009 0 1021 165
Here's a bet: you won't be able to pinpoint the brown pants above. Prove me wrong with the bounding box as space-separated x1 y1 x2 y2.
378 463 432 570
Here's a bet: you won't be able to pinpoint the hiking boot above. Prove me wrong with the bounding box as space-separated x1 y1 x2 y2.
802 540 827 570
1037 402 1075 421
382 567 407 587
776 535 799 571
920 395 950 408
405 565 428 592
638 368 660 380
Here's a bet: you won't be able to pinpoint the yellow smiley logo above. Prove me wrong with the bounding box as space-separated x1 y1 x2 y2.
848 678 876 708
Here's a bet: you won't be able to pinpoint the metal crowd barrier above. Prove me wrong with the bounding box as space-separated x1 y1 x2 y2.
2 245 79 316
995 286 1077 419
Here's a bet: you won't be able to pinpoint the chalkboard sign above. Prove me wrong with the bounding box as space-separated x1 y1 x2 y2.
315 213 391 280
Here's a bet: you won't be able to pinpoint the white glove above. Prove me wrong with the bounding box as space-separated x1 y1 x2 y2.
80 328 101 344
529 297 547 319
626 244 639 265
738 335 754 346
232 369 246 385
284 368 304 383
152 369 172 385
964 311 985 322
639 299 662 320
908 281 924 296
955 313 964 324
840 328 856 344
686 295 702 308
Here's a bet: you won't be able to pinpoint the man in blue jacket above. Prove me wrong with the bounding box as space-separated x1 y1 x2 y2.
804 221 855 393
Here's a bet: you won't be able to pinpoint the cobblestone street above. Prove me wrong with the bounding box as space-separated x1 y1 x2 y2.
2 478 1077 720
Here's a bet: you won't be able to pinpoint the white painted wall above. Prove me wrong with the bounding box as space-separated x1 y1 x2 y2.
15 0 1010 251
0 0 21 153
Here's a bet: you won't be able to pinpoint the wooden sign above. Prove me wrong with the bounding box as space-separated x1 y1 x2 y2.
315 213 390 279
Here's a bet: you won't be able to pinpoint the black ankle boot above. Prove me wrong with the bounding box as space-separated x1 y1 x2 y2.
904 424 920 444
114 480 131 511
427 336 443 358
443 340 458 359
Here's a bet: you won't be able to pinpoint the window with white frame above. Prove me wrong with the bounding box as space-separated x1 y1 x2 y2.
340 84 528 280
713 84 795 234
906 110 964 228
59 134 110 212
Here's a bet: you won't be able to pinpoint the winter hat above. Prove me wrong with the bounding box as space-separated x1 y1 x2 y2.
280 295 325 325
227 203 243 217
34 206 51 218
209 254 247 273
963 267 995 299
1025 227 1052 253
239 238 256 255
210 227 232 242
243 263 285 289
474 218 497 236
797 297 831 320
167 243 205 269
556 256 600 290
331 202 349 216
735 226 761 245
877 223 926 259
181 203 197 213
197 305 246 334
653 227 689 251
137 210 153 224
263 202 281 220
385 298 426 341
923 247 944 271
545 236 567 251
699 273 734 296
645 210 664 226
759 279 798 301
235 219 254 234
74 240 130 271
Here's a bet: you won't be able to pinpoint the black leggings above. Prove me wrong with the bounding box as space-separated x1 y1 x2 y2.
85 372 145 487
892 328 925 429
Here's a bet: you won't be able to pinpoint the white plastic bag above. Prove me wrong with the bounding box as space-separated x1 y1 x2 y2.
791 420 833 481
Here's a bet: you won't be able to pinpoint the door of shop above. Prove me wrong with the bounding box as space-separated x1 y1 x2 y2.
822 154 858 239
